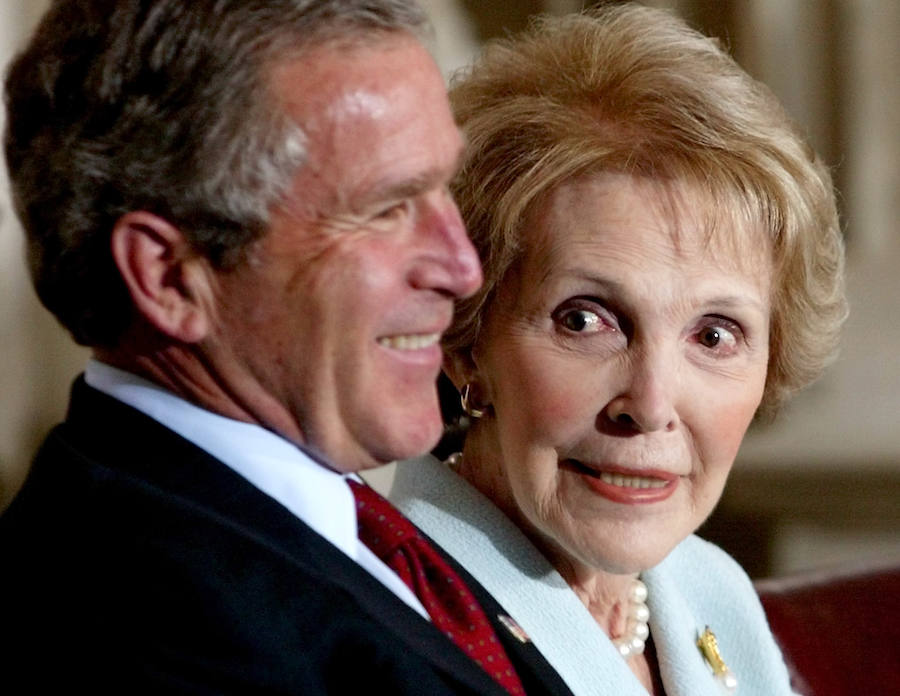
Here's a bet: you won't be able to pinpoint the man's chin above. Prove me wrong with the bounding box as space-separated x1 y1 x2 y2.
368 414 444 467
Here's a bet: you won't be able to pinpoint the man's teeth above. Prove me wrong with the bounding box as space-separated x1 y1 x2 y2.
377 333 439 350
599 472 668 489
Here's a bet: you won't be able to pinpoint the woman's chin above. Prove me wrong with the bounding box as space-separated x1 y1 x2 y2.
564 538 679 577
593 553 666 576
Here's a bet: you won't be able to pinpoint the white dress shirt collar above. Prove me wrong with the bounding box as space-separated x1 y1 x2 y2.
84 359 428 619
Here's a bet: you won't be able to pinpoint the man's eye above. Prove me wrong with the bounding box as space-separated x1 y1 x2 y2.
374 201 408 220
559 309 601 333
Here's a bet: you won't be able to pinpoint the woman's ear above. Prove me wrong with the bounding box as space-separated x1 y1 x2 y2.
444 347 492 419
110 211 215 343
443 350 477 392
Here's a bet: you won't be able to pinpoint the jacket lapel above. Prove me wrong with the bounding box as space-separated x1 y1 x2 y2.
62 379 506 696
435 531 577 696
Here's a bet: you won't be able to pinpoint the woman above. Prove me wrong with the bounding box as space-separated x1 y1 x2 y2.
390 5 846 696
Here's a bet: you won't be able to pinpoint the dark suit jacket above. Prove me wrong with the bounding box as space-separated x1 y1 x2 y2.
0 380 573 695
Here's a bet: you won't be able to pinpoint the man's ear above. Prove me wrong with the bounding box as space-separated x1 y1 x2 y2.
110 211 215 343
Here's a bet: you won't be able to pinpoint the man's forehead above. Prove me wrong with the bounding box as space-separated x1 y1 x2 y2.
265 32 461 219
267 32 429 114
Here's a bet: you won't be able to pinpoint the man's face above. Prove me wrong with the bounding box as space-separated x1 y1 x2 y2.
209 34 481 472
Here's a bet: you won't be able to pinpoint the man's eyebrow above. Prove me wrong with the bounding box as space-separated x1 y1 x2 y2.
370 170 444 202
361 143 467 206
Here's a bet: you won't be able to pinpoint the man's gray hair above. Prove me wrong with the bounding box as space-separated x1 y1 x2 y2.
4 0 429 346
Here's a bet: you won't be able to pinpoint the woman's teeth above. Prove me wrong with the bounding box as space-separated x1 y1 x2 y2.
377 333 439 350
599 472 669 489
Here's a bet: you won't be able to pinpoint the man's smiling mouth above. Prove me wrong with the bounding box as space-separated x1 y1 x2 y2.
377 333 440 350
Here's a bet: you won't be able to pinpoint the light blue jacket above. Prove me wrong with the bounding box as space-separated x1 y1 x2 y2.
390 454 798 696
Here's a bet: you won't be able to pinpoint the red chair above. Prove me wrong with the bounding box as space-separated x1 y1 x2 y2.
756 564 900 696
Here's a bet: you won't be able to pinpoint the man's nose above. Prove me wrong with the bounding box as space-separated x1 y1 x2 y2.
409 194 483 299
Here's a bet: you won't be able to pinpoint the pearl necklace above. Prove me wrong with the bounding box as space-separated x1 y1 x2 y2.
613 578 650 659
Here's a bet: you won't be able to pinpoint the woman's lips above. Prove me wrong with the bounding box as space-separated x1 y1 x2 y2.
566 459 679 504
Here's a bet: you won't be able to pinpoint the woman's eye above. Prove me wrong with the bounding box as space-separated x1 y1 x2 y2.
696 320 739 352
559 308 602 333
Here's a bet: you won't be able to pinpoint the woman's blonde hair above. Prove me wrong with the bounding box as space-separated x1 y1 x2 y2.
445 3 847 416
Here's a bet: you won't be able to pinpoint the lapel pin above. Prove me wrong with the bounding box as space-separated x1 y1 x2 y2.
497 614 531 643
697 626 738 693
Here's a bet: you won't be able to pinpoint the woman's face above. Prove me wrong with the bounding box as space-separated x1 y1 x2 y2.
465 172 771 577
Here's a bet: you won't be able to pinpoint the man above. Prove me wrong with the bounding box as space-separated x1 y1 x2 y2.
0 2 574 694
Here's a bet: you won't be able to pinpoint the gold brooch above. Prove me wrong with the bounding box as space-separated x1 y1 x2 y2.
697 626 738 693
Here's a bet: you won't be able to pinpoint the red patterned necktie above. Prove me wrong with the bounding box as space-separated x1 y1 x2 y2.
348 479 525 696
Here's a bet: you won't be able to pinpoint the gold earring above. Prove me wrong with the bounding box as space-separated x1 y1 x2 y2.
460 383 486 418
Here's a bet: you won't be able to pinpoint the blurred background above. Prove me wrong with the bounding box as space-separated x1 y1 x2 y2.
2 0 898 579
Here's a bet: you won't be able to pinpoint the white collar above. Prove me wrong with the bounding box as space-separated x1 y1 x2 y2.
84 359 352 560
83 360 428 618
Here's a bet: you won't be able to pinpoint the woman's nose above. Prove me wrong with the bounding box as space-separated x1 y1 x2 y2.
603 352 679 433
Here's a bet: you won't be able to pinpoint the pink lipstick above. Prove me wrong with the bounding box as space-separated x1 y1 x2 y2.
569 460 679 504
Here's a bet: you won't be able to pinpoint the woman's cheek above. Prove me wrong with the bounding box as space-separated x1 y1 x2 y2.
701 393 761 465
519 363 587 432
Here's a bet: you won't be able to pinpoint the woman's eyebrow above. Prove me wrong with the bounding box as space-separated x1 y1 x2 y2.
536 266 625 294
698 294 768 314
538 267 768 314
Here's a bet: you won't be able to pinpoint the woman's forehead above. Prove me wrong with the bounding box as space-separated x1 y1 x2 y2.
522 171 773 275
